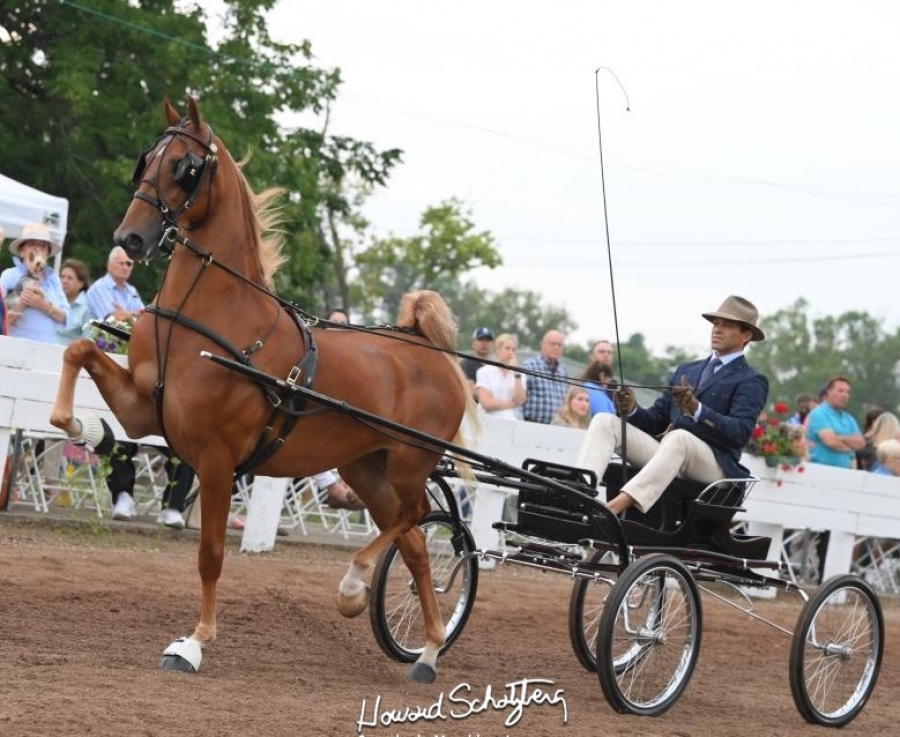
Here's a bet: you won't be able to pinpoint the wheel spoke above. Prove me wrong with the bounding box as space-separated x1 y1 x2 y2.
790 576 883 726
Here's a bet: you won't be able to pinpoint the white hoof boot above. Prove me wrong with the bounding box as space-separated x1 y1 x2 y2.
160 637 202 673
76 415 107 447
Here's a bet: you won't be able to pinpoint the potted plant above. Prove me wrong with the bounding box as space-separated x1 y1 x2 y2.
747 401 806 470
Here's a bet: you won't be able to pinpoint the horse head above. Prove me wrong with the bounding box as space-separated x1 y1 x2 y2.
114 96 220 262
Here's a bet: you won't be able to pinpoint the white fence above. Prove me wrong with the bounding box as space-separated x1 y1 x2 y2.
4 335 900 588
0 336 164 471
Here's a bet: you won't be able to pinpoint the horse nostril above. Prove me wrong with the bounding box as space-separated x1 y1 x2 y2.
115 232 144 254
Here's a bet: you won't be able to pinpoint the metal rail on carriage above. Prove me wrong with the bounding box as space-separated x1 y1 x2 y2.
201 347 884 728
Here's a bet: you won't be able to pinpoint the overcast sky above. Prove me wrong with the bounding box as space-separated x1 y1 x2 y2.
250 1 900 354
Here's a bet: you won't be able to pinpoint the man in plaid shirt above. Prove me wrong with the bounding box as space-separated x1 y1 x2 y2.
521 330 567 424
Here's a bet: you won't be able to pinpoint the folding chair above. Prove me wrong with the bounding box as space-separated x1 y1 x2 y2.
281 476 377 540
852 536 900 594
13 434 105 516
132 446 170 515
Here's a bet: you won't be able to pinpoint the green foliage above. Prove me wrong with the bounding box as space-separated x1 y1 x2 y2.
753 299 900 421
0 0 400 308
352 198 501 321
454 284 577 353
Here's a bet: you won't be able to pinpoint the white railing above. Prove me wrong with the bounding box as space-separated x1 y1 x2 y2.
0 335 374 550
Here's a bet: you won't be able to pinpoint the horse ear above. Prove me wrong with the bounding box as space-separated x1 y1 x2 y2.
163 96 181 126
186 96 202 130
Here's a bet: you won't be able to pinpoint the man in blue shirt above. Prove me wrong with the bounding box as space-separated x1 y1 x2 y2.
85 246 145 521
86 246 144 322
521 329 568 424
803 376 864 583
806 377 864 468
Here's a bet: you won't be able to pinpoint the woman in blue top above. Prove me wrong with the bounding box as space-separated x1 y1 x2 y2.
56 258 92 344
870 439 900 477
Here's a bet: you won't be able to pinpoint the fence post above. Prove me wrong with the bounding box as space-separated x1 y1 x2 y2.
240 476 288 552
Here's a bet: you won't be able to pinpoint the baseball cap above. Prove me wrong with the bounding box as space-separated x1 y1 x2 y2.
472 327 494 340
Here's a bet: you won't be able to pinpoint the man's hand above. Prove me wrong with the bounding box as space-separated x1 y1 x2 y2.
614 386 636 415
672 375 699 416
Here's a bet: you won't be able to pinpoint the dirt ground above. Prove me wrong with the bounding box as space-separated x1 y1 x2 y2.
1 516 898 737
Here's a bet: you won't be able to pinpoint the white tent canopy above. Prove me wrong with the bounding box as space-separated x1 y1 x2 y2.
0 172 69 269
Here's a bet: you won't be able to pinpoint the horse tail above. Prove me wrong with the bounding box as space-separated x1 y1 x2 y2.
397 289 457 350
397 290 479 487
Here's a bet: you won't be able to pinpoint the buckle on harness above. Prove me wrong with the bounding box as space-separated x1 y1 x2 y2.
242 340 264 358
286 365 303 386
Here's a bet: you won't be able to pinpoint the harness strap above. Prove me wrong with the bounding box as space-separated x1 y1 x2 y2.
146 304 248 363
145 302 285 455
233 307 319 477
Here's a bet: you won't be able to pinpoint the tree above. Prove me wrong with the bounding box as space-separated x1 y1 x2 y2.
352 198 501 322
455 285 577 352
0 0 400 306
754 299 900 421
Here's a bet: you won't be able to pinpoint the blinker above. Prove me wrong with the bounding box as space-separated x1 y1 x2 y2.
132 147 153 186
174 152 206 191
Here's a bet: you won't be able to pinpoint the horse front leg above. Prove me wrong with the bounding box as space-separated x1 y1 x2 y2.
160 460 233 673
50 338 158 441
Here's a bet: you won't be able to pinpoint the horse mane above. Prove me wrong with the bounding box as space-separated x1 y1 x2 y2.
233 153 286 290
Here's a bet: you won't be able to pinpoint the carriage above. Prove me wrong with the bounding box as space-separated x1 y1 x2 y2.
51 96 883 729
367 454 884 727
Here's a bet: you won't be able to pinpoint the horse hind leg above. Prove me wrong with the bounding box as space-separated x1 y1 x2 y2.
337 459 443 683
395 524 447 683
333 459 428 619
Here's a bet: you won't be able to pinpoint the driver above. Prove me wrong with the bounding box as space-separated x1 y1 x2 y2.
576 295 769 515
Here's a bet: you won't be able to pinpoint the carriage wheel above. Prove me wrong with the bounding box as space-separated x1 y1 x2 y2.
596 554 702 716
789 574 884 727
369 511 478 663
568 549 618 671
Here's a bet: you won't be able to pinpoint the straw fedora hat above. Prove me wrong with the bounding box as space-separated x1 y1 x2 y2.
8 223 62 258
701 295 765 342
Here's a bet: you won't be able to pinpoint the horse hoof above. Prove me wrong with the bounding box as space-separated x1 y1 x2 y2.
159 654 198 673
160 636 202 673
337 589 368 618
408 661 436 684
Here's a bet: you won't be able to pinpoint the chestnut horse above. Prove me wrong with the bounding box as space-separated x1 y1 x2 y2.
50 96 475 683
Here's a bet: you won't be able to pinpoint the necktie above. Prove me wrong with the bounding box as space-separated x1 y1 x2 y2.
698 357 722 391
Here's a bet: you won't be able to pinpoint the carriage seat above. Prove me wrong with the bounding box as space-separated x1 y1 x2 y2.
602 462 770 559
602 463 745 532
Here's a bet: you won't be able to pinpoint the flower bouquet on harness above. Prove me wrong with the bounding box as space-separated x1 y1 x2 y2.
85 315 136 355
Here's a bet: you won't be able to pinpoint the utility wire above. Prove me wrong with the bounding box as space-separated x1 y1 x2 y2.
52 1 900 209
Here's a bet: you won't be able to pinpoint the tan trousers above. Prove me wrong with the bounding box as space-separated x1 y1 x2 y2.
576 413 726 513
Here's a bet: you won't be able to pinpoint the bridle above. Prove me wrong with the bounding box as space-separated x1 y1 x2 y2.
131 119 219 231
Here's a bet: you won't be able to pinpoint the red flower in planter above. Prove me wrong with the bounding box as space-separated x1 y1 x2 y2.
746 401 805 470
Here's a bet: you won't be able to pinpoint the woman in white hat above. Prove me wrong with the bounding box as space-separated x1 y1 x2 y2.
0 222 71 343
